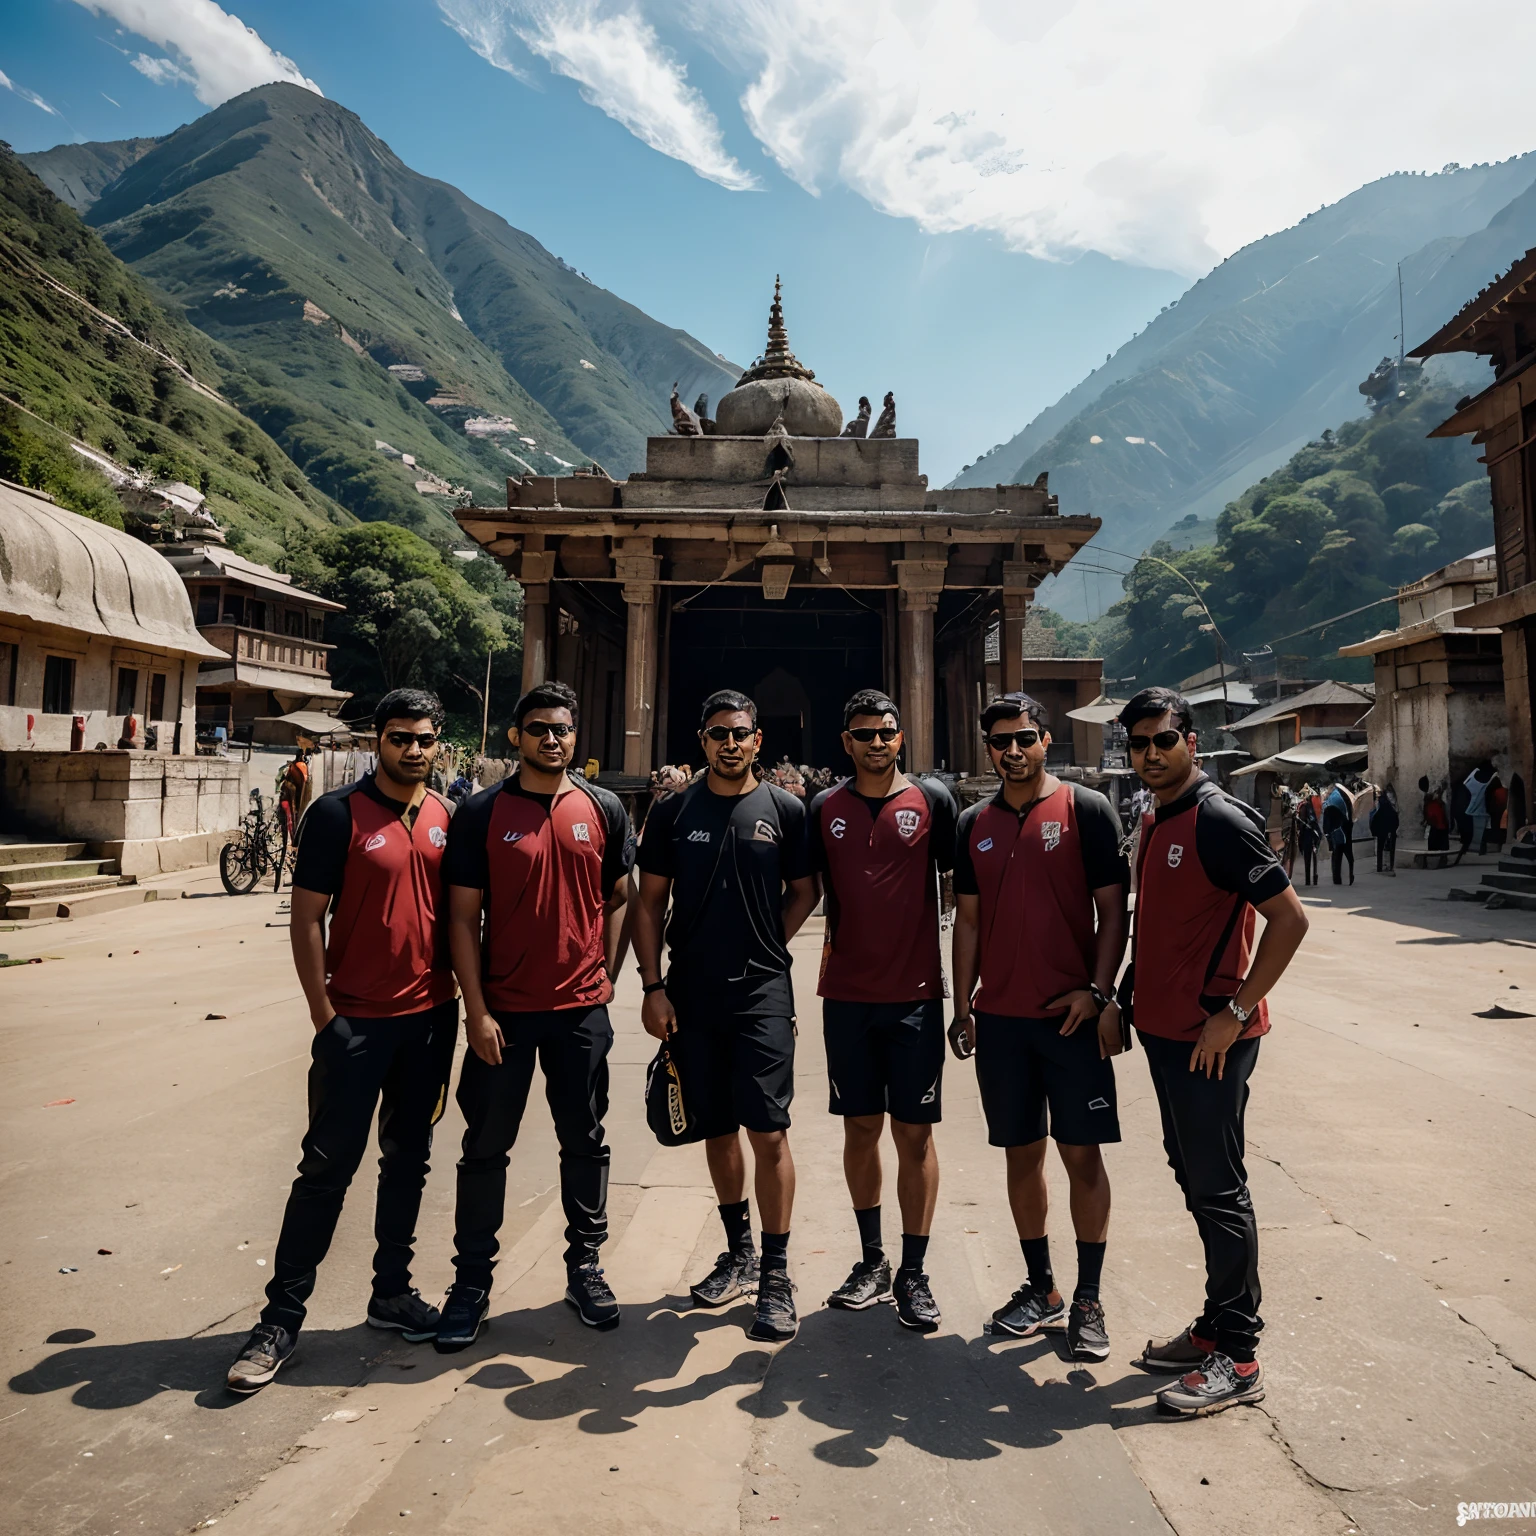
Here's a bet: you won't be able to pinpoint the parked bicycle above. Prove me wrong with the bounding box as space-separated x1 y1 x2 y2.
219 789 292 895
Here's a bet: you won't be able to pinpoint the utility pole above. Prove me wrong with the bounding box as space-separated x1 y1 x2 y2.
1398 262 1406 374
478 648 492 758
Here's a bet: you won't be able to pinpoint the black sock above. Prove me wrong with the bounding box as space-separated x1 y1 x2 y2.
719 1200 752 1254
898 1233 929 1275
854 1205 883 1266
761 1231 790 1273
1021 1235 1054 1294
1074 1240 1106 1301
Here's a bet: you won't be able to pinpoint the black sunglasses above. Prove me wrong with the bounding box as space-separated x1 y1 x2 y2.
1127 729 1186 753
847 726 900 744
385 730 439 749
702 725 757 743
986 729 1042 752
521 721 575 739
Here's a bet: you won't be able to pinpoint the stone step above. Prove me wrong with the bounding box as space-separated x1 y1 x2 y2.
58 887 170 919
0 841 88 869
1481 873 1536 895
1450 885 1536 911
0 872 125 903
0 858 119 885
1500 857 1536 876
1508 841 1536 862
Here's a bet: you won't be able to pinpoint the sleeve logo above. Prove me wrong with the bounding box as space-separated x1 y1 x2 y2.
830 816 847 839
1041 820 1061 851
502 830 524 843
1167 843 1184 868
572 822 592 843
1248 861 1275 883
363 832 388 853
686 828 711 843
894 808 920 838
977 836 994 853
752 819 780 843
429 824 447 848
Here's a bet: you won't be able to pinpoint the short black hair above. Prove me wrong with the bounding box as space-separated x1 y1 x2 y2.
374 688 444 736
514 680 579 729
844 688 900 729
1118 686 1193 736
700 688 757 728
980 691 1048 734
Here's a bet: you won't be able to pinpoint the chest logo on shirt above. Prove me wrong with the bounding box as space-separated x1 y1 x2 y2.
1041 820 1061 852
571 822 591 844
895 809 920 839
429 825 447 849
502 830 524 844
686 828 711 844
363 832 388 853
1167 843 1185 868
752 819 779 843
977 836 994 853
830 816 847 840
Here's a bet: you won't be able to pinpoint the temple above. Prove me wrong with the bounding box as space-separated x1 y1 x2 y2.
456 282 1101 780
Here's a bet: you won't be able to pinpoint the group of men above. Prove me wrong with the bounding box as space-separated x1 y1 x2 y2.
227 676 1308 1421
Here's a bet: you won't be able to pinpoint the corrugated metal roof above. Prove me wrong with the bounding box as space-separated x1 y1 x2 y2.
1228 680 1373 734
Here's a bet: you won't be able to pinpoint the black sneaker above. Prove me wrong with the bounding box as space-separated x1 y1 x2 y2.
366 1288 441 1342
1157 1354 1265 1417
747 1268 799 1342
827 1256 893 1311
226 1322 295 1394
893 1270 941 1333
432 1284 490 1353
565 1261 620 1330
989 1285 1066 1338
1067 1297 1109 1360
690 1248 759 1307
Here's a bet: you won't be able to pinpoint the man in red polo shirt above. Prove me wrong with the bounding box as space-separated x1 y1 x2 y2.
951 692 1129 1362
809 688 956 1333
1115 686 1308 1416
227 689 458 1394
435 681 634 1349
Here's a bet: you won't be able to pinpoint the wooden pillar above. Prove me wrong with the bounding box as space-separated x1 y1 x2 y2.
894 543 948 774
615 537 660 777
655 597 672 769
1002 552 1034 696
517 538 556 692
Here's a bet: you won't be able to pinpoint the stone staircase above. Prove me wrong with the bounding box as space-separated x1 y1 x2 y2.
0 839 134 918
1450 840 1536 910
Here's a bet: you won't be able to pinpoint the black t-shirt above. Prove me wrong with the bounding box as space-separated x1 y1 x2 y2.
637 777 811 1016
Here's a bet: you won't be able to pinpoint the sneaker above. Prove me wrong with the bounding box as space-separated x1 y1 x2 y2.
1136 1321 1217 1373
1157 1354 1264 1417
432 1284 490 1353
690 1248 759 1308
226 1322 295 1394
366 1288 441 1342
1067 1297 1109 1361
747 1268 799 1342
989 1285 1066 1338
893 1270 941 1333
827 1256 893 1311
565 1261 620 1331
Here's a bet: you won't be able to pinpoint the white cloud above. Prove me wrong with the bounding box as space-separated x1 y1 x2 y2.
72 0 322 107
437 0 758 192
0 68 60 116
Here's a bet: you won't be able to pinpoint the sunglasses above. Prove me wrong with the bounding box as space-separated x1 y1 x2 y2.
702 725 757 743
1127 729 1186 754
520 721 575 739
847 726 900 744
986 729 1042 752
385 730 439 749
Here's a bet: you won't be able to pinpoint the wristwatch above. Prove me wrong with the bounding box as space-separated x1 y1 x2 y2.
1089 983 1114 1013
1226 997 1253 1025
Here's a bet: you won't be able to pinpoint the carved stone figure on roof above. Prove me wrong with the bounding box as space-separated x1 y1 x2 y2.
842 396 871 438
670 385 702 436
869 391 897 439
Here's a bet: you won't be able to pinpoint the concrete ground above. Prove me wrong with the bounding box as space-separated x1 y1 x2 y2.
3 860 1535 1536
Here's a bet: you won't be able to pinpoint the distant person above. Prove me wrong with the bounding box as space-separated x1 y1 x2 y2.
1420 775 1450 853
1370 783 1400 875
278 749 310 842
1459 761 1498 860
1322 781 1354 886
1295 793 1322 886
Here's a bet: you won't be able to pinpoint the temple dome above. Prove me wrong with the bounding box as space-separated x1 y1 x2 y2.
713 278 843 438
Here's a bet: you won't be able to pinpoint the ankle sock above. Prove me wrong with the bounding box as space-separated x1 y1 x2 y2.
761 1231 790 1273
1074 1239 1106 1301
898 1233 929 1275
1233 1359 1259 1377
719 1199 752 1254
854 1205 883 1267
1020 1235 1053 1294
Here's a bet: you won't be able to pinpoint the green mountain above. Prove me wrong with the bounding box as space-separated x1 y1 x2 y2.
24 136 162 215
953 155 1536 619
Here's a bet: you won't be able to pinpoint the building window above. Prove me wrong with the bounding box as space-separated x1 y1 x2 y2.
0 641 14 706
308 614 325 640
149 672 167 720
42 655 75 714
284 609 304 637
222 591 242 623
248 600 267 632
195 589 219 626
115 667 139 716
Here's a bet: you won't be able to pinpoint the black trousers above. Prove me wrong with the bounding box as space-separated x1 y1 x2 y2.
1299 842 1319 884
1376 832 1396 871
1139 1030 1263 1362
262 999 458 1333
453 1004 612 1285
1330 839 1354 883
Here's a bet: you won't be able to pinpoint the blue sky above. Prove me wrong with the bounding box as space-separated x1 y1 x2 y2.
5 1 1536 482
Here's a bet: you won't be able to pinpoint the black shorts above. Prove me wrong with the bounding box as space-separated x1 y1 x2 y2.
666 1003 795 1138
823 998 944 1123
973 1010 1120 1147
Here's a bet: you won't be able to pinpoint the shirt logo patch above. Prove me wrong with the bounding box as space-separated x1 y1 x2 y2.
894 808 920 838
977 836 994 853
428 825 447 849
1248 862 1274 884
1167 843 1184 868
752 819 779 843
686 828 711 843
1087 1096 1110 1111
502 830 524 843
1041 820 1061 852
830 816 847 840
572 822 591 844
363 832 387 853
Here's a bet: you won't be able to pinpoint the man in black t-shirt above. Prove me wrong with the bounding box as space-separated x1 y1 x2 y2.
633 689 818 1344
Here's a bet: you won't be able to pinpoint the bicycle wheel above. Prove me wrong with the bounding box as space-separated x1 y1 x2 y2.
220 836 261 895
268 818 289 892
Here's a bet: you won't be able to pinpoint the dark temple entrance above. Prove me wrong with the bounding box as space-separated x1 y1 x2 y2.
664 586 885 772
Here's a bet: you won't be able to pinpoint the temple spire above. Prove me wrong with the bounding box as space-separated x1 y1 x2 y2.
737 275 817 385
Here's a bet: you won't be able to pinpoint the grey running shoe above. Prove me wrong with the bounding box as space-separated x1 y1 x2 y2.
1157 1354 1264 1417
226 1322 295 1394
893 1270 941 1333
1067 1298 1110 1361
1137 1322 1217 1373
990 1285 1066 1338
747 1268 799 1342
432 1284 490 1353
827 1256 894 1311
690 1248 759 1308
565 1262 620 1330
366 1288 441 1342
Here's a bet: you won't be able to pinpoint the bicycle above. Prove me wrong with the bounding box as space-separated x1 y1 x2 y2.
219 789 290 895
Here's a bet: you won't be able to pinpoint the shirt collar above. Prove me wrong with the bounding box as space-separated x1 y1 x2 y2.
989 779 1061 819
1152 772 1215 824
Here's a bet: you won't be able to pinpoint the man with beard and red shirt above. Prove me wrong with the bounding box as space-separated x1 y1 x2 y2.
227 689 458 1394
1117 686 1308 1417
808 689 956 1333
951 692 1129 1363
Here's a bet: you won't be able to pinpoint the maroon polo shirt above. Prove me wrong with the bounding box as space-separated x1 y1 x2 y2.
808 776 957 1004
953 780 1126 1018
291 775 456 1018
444 773 634 1013
1131 775 1290 1041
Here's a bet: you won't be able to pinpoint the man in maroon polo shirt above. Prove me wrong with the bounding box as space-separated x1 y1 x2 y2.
951 692 1129 1362
1116 686 1309 1417
434 681 634 1350
227 689 458 1394
808 688 956 1333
